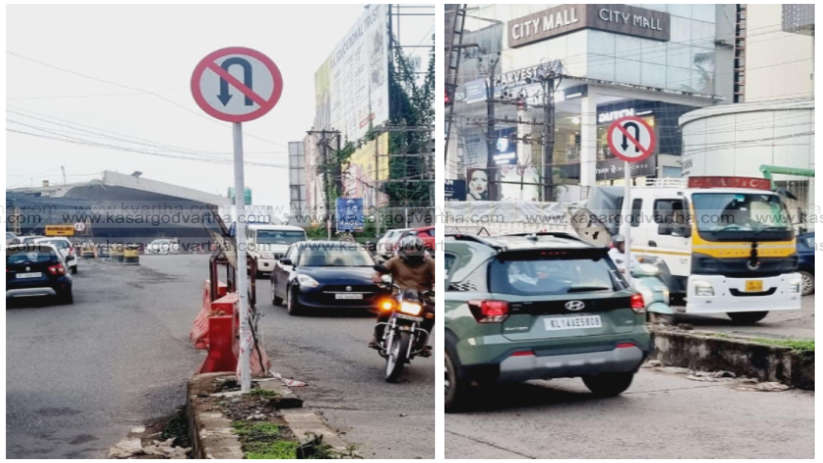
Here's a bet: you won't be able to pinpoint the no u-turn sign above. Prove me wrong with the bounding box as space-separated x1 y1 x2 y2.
607 115 656 163
190 46 283 122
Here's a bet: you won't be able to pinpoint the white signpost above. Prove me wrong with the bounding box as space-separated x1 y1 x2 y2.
191 46 283 392
606 116 656 281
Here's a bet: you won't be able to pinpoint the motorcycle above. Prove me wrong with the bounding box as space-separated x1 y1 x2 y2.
372 265 434 382
630 259 674 323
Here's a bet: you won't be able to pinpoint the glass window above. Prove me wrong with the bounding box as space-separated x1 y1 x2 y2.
653 199 687 225
668 4 692 19
298 244 374 267
489 256 619 296
615 58 642 85
668 43 691 68
641 39 667 65
631 199 643 227
666 66 691 91
587 30 616 56
641 62 666 88
444 253 457 274
670 16 691 43
692 5 716 23
691 20 715 48
256 230 306 245
588 54 615 81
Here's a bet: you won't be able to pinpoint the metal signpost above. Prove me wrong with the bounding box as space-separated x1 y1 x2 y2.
606 116 656 281
191 46 283 392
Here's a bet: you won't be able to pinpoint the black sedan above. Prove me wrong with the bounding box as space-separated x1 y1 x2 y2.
7 244 73 304
270 241 384 315
797 231 814 296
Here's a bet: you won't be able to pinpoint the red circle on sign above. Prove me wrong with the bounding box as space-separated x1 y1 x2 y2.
190 46 283 123
606 115 655 163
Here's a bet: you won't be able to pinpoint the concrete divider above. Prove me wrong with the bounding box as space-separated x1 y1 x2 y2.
649 326 814 390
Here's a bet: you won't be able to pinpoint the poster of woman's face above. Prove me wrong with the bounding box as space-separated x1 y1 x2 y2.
467 168 489 201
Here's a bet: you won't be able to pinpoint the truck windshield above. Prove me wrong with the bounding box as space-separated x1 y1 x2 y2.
256 230 306 245
692 193 793 241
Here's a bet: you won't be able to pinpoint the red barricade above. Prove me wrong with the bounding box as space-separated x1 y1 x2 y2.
190 280 228 349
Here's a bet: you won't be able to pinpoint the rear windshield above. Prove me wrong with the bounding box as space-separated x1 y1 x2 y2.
489 256 622 296
256 230 306 245
38 239 69 249
7 247 59 264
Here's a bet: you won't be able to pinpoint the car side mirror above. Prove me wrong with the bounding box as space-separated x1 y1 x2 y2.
279 258 292 266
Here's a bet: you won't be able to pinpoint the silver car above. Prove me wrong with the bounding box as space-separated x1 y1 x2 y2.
33 237 78 274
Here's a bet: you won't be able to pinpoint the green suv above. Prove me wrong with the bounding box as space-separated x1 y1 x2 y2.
444 233 650 411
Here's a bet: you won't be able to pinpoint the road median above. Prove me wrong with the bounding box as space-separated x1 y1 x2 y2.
187 372 355 459
648 325 814 390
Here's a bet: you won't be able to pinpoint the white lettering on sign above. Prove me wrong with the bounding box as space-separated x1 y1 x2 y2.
598 7 664 31
512 7 579 41
598 108 635 124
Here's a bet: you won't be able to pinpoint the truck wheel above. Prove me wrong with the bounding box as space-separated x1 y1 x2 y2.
582 372 634 397
727 311 768 324
799 270 814 296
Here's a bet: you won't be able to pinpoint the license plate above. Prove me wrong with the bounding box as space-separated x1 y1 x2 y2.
744 280 763 292
544 315 602 331
335 293 363 300
16 272 42 279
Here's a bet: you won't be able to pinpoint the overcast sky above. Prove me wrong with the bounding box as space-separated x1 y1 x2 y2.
6 4 431 213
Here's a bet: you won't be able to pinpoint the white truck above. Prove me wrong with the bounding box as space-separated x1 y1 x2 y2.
246 224 307 275
444 176 802 323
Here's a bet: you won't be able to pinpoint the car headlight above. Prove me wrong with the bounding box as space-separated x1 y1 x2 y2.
694 281 714 296
399 301 423 316
806 237 815 249
296 274 320 288
662 287 670 303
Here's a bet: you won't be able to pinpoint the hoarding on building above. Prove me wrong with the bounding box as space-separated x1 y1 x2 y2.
343 132 390 211
316 5 390 142
508 4 670 48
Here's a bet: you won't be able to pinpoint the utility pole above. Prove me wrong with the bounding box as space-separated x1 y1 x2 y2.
307 129 340 239
485 53 500 201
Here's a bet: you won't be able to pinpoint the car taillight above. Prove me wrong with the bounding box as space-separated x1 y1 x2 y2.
616 342 636 349
468 300 509 323
47 264 66 276
630 293 645 312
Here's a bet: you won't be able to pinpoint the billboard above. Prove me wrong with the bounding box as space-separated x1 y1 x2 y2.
336 197 364 232
317 5 390 142
344 132 390 211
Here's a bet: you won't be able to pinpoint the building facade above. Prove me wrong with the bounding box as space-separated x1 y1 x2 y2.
448 4 737 201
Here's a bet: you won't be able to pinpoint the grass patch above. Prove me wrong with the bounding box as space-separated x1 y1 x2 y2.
751 338 815 352
248 388 278 400
232 421 298 459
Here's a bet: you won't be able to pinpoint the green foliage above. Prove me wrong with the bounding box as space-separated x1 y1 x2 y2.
752 338 815 352
232 421 298 459
385 39 434 208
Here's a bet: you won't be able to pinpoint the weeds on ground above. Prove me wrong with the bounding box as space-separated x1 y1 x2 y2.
232 421 298 459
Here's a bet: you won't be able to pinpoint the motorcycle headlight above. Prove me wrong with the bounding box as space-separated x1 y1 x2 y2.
296 274 320 288
399 301 423 316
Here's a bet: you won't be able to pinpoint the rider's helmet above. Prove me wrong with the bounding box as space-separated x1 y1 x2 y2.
397 235 426 266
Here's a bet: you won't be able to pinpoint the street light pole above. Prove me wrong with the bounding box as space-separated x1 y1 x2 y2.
233 122 251 393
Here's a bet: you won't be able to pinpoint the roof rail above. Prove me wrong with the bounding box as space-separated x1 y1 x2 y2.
644 177 687 188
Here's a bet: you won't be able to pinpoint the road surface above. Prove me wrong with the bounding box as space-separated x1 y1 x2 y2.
446 366 813 459
6 254 433 459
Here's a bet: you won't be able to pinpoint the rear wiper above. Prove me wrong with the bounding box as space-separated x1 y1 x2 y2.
566 286 611 293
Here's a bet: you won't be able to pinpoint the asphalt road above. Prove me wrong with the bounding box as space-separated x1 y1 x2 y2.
257 278 434 459
446 366 814 459
6 253 433 459
670 295 814 340
6 255 205 458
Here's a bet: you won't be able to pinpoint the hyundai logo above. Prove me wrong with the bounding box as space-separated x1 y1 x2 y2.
564 300 585 312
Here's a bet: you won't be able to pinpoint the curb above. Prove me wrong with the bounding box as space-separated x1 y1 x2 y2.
187 372 352 458
649 326 814 390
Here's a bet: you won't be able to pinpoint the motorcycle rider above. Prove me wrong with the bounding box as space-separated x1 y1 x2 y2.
608 233 638 275
369 235 435 354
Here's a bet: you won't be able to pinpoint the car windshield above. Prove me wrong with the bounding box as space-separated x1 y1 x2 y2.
7 247 58 264
298 245 374 267
256 230 306 245
489 256 620 296
38 239 69 249
692 193 791 233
